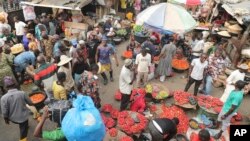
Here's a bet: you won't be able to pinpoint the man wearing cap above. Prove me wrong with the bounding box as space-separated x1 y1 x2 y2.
220 64 248 102
1 76 34 141
119 59 135 111
58 55 74 93
95 36 119 85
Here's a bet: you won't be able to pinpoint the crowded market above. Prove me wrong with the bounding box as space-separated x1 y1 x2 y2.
0 0 250 141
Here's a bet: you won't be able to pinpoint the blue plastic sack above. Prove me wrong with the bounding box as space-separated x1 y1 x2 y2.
62 95 106 141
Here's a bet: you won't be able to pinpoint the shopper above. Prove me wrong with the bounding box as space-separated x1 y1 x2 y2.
184 54 208 96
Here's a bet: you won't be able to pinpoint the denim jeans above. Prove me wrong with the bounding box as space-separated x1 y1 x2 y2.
203 75 213 95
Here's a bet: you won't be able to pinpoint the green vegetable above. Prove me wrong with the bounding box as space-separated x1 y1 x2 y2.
116 29 127 36
145 84 153 94
133 25 144 33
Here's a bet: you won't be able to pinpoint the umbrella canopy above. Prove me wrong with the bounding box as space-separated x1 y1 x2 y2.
136 3 197 34
169 0 206 6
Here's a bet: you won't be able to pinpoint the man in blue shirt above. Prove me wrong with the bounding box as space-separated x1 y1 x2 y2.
14 50 39 83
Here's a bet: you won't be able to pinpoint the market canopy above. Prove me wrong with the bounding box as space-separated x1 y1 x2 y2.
21 0 92 10
136 3 197 34
220 0 250 24
169 0 206 6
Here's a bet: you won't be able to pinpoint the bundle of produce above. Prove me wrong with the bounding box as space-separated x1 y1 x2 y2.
117 111 148 135
173 90 196 105
172 57 189 70
133 25 144 33
160 105 189 134
152 90 169 100
102 104 113 113
111 108 119 119
101 113 116 129
115 90 122 101
197 95 223 113
116 29 127 37
122 50 133 59
145 84 169 100
145 84 153 94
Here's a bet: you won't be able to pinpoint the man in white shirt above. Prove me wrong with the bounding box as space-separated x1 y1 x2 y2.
119 59 135 111
135 48 151 88
14 16 26 43
191 33 205 60
184 54 208 96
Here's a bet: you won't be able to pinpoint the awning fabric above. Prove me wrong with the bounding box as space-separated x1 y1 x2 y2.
221 0 250 24
21 0 92 10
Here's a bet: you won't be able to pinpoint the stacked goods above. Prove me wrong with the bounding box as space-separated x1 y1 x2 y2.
197 95 223 113
104 128 134 141
120 136 134 141
160 105 189 134
145 84 153 94
173 90 195 105
152 90 169 100
115 90 122 101
117 111 148 135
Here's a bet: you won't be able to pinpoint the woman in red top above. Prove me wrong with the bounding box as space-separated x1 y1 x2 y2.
191 129 214 141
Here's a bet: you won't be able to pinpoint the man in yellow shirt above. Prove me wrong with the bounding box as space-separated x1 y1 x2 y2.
52 72 67 100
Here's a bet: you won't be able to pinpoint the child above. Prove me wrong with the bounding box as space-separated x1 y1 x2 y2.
214 80 246 139
52 72 67 100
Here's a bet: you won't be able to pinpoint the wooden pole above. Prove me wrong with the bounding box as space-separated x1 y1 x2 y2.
233 24 250 66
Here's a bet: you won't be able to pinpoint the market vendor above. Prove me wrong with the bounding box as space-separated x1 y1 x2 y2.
220 64 248 102
140 117 179 141
215 80 246 139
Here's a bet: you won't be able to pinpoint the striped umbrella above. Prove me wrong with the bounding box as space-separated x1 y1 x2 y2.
169 0 206 6
136 3 197 34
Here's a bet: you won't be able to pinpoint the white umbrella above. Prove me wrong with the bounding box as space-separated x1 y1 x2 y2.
136 3 197 34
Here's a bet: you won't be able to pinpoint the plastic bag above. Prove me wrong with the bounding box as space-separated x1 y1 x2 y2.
62 95 106 141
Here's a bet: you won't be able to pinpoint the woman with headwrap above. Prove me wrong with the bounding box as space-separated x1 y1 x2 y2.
0 43 16 93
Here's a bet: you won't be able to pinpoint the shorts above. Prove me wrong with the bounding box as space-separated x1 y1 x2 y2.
100 63 112 73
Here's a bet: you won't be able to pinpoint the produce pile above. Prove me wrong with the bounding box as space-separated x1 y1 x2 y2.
149 105 189 133
116 29 127 37
101 104 119 128
172 57 189 71
29 93 46 104
197 95 223 113
117 111 148 135
145 84 169 100
173 90 195 105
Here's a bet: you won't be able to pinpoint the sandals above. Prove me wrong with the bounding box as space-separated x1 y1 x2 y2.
188 96 197 105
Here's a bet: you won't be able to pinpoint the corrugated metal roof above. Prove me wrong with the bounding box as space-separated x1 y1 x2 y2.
21 0 92 10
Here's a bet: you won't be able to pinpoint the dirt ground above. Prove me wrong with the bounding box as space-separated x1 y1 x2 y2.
0 41 249 141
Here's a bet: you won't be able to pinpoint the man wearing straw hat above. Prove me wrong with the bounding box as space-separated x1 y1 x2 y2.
57 55 74 93
220 64 249 102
